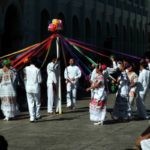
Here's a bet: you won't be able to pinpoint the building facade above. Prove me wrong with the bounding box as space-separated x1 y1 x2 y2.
0 0 149 56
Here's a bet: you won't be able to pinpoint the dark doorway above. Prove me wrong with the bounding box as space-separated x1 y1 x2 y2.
85 18 91 43
123 26 127 50
104 37 112 49
104 22 112 49
40 9 50 41
58 12 66 35
96 21 101 47
72 16 80 39
1 4 22 56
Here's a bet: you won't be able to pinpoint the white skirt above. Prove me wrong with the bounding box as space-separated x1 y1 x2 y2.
1 96 19 118
89 99 106 122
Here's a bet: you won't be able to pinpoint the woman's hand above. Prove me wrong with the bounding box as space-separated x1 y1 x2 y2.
86 87 91 92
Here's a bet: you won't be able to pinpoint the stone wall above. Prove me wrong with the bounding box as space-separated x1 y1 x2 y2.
0 0 149 56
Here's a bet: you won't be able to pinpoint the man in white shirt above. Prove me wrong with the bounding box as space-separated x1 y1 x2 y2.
110 55 118 71
47 58 58 114
136 61 150 119
64 58 81 109
24 58 42 122
145 57 150 71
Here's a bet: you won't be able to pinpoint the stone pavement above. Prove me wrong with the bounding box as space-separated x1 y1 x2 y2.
0 91 150 150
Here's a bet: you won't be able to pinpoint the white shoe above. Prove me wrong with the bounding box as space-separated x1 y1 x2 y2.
94 121 103 126
67 105 71 108
30 119 36 123
3 117 9 121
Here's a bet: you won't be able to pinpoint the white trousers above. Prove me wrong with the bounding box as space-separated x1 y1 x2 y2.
136 92 148 119
47 84 55 113
26 92 41 121
66 82 77 107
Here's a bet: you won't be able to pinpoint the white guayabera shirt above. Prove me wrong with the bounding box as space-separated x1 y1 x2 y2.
64 65 81 84
24 64 42 93
138 69 150 94
47 62 57 85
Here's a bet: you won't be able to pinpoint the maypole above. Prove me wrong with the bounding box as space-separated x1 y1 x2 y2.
56 37 62 114
48 19 63 114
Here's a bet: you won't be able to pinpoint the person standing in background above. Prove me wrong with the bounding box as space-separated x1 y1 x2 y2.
136 61 150 119
64 58 81 110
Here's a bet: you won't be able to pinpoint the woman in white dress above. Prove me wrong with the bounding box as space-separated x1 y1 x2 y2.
86 65 107 125
112 63 130 121
0 59 19 121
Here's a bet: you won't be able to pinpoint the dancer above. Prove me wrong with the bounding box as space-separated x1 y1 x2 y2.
127 63 138 118
0 59 19 121
86 65 107 125
112 62 130 121
47 58 58 114
64 58 81 109
24 57 42 122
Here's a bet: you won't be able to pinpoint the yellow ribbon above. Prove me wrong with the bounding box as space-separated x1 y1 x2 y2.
0 37 50 59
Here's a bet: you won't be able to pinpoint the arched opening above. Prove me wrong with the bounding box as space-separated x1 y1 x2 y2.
137 29 139 54
130 27 133 42
115 24 119 49
1 4 22 56
143 30 145 41
143 30 145 52
123 26 127 41
126 18 130 50
115 24 119 38
57 12 66 35
123 26 127 50
85 18 91 42
72 16 80 39
106 22 110 37
96 21 101 46
130 27 133 51
40 9 50 41
104 22 112 49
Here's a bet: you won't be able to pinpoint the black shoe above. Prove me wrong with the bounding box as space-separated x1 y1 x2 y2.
110 112 118 121
36 116 42 120
136 116 149 120
30 120 36 123
67 106 72 110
